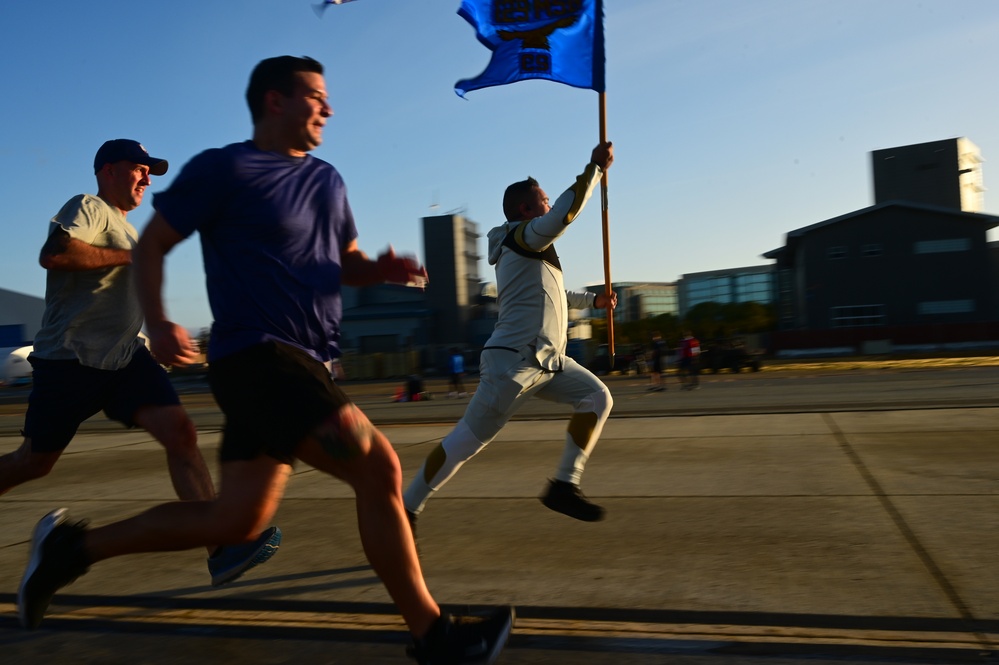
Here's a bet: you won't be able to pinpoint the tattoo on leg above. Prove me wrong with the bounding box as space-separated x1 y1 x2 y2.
317 404 373 459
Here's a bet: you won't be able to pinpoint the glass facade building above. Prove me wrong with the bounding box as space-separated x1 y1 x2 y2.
677 265 775 317
582 282 678 322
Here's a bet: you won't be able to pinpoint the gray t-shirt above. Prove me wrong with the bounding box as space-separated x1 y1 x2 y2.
31 194 144 370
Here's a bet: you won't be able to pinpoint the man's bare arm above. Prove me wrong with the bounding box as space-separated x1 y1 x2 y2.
342 241 428 288
134 213 200 365
39 228 132 271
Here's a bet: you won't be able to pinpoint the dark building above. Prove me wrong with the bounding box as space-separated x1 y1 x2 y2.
340 283 431 353
767 201 999 329
763 137 999 355
339 213 482 351
871 137 984 212
339 213 494 373
422 213 482 345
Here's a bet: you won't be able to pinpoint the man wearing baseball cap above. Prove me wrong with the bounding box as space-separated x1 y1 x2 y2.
3 139 281 591
93 138 169 177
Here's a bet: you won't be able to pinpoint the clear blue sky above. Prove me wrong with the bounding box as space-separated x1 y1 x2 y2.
2 1 998 332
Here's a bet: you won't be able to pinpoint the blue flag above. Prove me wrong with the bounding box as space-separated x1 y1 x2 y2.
455 0 605 97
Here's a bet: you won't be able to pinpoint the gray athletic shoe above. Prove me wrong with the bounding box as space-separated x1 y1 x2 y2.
208 526 282 587
18 508 91 630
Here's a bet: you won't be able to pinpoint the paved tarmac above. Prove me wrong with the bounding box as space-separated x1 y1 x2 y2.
0 369 997 664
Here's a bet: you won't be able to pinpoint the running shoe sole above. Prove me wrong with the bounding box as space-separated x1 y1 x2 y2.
18 508 69 629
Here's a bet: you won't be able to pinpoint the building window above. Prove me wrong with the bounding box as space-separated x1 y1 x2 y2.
861 243 883 257
831 304 885 327
679 269 774 315
827 246 848 260
734 273 773 303
917 300 974 315
914 238 970 254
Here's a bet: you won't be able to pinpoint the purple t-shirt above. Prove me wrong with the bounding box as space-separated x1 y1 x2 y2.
154 141 358 363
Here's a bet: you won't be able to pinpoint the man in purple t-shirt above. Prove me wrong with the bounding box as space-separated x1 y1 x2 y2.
18 55 513 664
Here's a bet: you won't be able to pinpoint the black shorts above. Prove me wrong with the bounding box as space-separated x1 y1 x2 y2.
23 346 180 453
208 341 351 465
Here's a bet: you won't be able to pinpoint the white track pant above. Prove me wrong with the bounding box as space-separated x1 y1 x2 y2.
403 348 613 515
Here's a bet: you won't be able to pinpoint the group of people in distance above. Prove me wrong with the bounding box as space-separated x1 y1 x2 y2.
5 55 620 664
647 330 702 392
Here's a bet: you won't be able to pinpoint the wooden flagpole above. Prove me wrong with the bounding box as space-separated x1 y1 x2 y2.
598 91 615 364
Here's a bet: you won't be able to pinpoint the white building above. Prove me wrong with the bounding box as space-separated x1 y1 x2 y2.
0 287 45 347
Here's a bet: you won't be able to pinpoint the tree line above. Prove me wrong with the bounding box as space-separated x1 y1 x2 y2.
590 301 776 347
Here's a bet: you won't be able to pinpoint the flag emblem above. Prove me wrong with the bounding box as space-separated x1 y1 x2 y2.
455 0 605 97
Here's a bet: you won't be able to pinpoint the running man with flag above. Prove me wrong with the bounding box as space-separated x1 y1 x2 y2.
404 141 617 531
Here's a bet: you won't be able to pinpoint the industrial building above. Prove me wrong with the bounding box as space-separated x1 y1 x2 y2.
765 137 999 354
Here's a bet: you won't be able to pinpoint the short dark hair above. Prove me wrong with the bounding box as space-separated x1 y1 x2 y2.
502 176 540 221
246 56 324 123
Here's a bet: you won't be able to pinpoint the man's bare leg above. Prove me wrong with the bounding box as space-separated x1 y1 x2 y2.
0 439 61 496
82 457 289 562
298 404 439 637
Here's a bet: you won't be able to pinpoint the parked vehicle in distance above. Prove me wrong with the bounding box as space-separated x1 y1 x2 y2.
589 343 647 375
700 337 763 373
2 346 33 386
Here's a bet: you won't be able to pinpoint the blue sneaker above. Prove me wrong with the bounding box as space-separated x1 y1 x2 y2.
208 526 281 587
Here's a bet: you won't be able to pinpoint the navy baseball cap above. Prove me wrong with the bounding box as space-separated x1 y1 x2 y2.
93 139 168 176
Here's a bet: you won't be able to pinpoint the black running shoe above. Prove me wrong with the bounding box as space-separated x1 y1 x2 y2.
18 508 91 629
540 479 606 522
409 606 515 664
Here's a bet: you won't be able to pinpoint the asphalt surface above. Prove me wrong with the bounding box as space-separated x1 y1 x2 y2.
0 366 997 664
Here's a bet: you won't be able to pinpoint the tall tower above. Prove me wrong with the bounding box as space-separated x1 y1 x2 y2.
421 213 481 344
871 137 984 212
